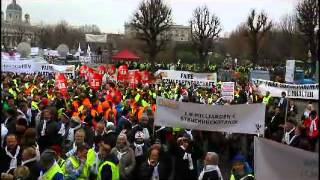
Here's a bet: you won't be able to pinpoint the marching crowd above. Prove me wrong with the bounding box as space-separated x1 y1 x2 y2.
0 65 318 180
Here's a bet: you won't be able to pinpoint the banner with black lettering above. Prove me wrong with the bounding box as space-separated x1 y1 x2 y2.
155 70 217 87
254 137 318 180
252 79 319 100
155 97 265 135
2 59 36 74
37 64 76 78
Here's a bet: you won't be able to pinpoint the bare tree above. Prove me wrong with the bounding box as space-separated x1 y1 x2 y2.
246 9 272 65
16 24 27 43
296 0 319 66
190 6 222 63
131 0 173 63
279 14 297 38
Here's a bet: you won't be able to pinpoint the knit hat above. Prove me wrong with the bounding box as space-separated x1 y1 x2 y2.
232 154 246 163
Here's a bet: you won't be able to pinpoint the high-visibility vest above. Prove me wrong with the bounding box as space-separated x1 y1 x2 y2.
86 148 96 167
97 161 120 180
57 158 65 168
262 95 270 104
64 156 89 180
42 163 63 180
230 173 254 180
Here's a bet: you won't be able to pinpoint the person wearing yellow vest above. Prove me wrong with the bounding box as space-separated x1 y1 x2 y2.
39 149 64 180
95 143 120 180
63 142 90 180
262 91 271 105
229 154 254 180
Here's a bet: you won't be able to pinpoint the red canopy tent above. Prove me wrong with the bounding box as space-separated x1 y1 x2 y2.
111 49 140 61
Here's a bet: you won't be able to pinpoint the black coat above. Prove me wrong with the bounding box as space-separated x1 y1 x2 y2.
37 119 61 151
103 131 118 148
23 159 41 180
174 146 198 180
138 160 171 180
200 170 220 180
0 146 22 173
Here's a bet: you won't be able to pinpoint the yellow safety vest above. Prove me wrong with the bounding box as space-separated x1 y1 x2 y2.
97 161 120 180
230 173 254 180
42 163 63 180
64 156 89 180
262 96 270 104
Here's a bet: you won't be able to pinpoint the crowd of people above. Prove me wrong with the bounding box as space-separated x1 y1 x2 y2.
0 64 318 180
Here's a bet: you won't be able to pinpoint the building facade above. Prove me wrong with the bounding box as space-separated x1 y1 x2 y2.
124 23 191 42
1 0 38 48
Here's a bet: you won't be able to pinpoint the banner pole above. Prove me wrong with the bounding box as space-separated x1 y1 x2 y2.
284 97 289 136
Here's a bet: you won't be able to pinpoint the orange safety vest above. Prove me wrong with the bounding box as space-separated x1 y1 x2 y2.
137 107 145 122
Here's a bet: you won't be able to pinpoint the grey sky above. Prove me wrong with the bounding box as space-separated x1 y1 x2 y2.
1 0 299 34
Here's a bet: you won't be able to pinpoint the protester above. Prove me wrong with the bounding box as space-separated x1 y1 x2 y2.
198 152 223 180
110 133 135 180
39 149 64 180
20 147 40 179
2 134 23 174
64 142 89 180
229 154 254 180
96 143 119 180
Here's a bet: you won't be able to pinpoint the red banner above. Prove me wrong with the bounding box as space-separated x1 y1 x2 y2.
98 65 106 75
79 65 88 77
128 70 141 88
107 64 117 75
140 70 151 84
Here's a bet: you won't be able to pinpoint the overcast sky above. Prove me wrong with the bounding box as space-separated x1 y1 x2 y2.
2 0 299 35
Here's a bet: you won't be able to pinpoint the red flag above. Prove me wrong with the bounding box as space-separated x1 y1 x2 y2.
128 70 141 88
117 65 128 82
90 73 102 91
79 65 88 77
140 70 150 84
98 65 106 75
55 73 67 96
107 64 117 75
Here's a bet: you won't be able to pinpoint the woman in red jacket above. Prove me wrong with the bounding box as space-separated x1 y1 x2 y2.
303 110 318 150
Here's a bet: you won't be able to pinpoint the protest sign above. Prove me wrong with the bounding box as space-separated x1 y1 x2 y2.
2 59 36 74
252 79 318 100
254 137 318 180
221 82 235 101
285 60 295 83
155 97 265 135
155 70 217 87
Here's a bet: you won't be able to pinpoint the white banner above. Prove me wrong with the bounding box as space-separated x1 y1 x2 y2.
285 60 295 83
155 97 265 135
37 64 75 78
2 59 37 73
221 82 234 100
252 79 319 100
254 137 318 180
85 34 107 43
2 60 75 78
155 70 217 87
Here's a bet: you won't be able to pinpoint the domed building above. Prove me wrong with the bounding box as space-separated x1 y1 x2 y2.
1 0 38 48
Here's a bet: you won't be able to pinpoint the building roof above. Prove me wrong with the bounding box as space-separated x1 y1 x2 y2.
7 0 22 11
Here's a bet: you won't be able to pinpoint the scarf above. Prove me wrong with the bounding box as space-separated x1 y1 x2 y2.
278 98 284 107
67 124 82 141
142 128 150 140
198 165 223 180
58 123 66 136
5 145 20 171
116 150 127 161
309 117 318 136
185 130 193 141
21 156 37 166
41 120 47 136
133 142 144 157
181 146 194 170
148 159 159 180
284 127 295 145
